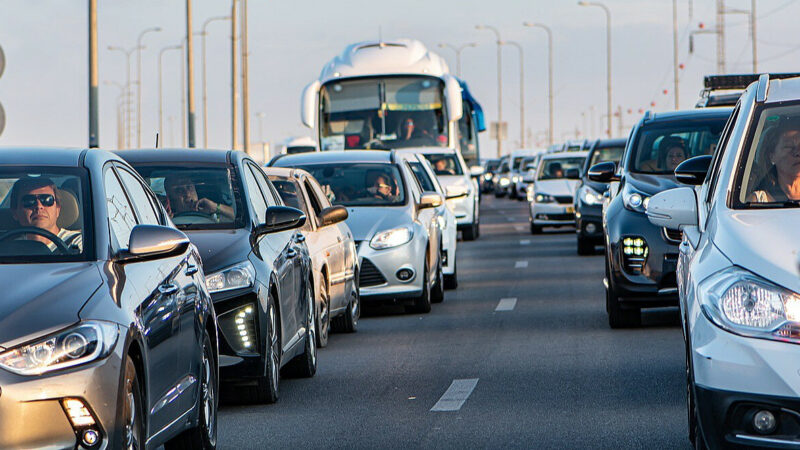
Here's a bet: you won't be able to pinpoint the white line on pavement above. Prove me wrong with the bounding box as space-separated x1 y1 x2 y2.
495 298 517 311
514 226 524 232
520 239 530 245
430 378 480 412
515 260 528 268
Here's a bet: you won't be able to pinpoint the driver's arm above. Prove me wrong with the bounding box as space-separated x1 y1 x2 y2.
197 198 234 219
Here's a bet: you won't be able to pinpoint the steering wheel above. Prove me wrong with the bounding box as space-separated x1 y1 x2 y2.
172 210 217 225
0 227 72 254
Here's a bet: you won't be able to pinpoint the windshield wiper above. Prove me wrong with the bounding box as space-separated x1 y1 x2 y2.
747 200 800 208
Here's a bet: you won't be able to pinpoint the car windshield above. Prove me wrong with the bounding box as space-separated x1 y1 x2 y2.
735 103 800 208
129 165 243 230
485 160 500 171
423 154 463 176
538 157 586 180
267 176 308 212
0 168 92 263
289 163 406 207
520 157 538 171
589 146 625 168
631 119 725 174
319 76 448 150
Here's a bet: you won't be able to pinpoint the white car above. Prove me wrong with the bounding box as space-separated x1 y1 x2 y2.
396 148 481 241
528 151 587 234
647 74 800 449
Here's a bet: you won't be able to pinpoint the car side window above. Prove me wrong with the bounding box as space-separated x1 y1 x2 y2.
304 179 324 216
706 103 741 204
104 167 138 250
115 166 161 225
242 164 268 223
306 177 332 209
247 163 279 207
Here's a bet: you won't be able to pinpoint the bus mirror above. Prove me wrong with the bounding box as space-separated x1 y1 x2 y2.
301 81 320 129
444 76 463 122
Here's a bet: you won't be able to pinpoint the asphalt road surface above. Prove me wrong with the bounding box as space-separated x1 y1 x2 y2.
217 196 688 449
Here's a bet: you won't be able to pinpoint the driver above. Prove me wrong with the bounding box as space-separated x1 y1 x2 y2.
164 174 234 219
10 177 82 252
433 158 455 175
368 174 398 201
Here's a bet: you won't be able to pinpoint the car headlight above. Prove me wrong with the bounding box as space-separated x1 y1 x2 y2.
483 173 492 180
436 215 447 230
499 177 510 186
0 321 119 376
580 186 604 206
206 261 256 293
370 227 413 250
699 266 800 342
622 185 650 213
512 176 520 183
535 193 554 203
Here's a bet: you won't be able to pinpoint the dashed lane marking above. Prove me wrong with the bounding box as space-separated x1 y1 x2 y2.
495 298 517 311
430 378 480 412
520 239 530 245
514 260 528 269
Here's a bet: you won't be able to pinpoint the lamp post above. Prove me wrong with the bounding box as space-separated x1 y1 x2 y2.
108 45 137 148
476 24 503 156
158 44 182 147
501 40 525 149
523 21 554 146
104 80 126 149
255 111 266 144
88 0 99 148
436 42 477 77
185 0 197 148
578 1 612 138
136 26 161 148
231 0 240 150
200 16 231 148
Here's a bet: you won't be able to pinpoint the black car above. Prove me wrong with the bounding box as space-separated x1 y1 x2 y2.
0 148 217 449
480 158 500 193
119 149 316 404
574 138 626 255
588 108 731 328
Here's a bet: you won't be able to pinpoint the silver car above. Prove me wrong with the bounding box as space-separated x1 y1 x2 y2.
271 151 444 313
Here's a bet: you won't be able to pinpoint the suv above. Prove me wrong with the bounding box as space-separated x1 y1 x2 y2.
574 138 626 254
589 108 731 328
493 156 511 197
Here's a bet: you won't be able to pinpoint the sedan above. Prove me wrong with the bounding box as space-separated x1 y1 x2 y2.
528 151 587 234
119 149 315 404
0 148 217 449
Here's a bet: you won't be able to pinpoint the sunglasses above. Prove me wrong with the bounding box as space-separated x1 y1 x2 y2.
21 193 56 208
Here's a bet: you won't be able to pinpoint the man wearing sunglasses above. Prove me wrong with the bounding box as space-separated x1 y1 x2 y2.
10 177 82 252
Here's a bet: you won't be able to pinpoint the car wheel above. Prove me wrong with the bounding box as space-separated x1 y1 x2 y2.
165 332 217 450
577 236 595 255
255 295 280 403
333 271 359 333
431 254 445 303
289 282 317 378
409 257 432 313
121 355 144 450
316 276 330 348
530 223 542 234
462 223 477 241
606 276 641 328
444 257 458 290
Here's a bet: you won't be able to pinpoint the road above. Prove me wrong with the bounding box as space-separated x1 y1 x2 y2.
217 196 688 449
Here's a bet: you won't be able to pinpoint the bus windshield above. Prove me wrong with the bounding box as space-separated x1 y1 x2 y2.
319 76 449 151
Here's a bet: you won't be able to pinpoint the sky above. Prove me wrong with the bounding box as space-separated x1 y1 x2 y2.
0 0 798 160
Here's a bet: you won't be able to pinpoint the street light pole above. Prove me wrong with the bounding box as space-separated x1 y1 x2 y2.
436 42 477 78
579 1 612 138
502 40 525 149
104 80 125 149
185 0 197 148
255 111 266 144
231 0 240 150
240 0 251 154
158 45 181 147
88 0 99 148
108 45 136 148
523 22 554 146
673 0 680 110
201 16 231 148
476 25 503 157
136 26 161 148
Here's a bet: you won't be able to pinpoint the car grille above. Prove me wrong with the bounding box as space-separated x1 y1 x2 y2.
663 227 682 244
359 258 387 287
535 213 575 221
554 195 573 204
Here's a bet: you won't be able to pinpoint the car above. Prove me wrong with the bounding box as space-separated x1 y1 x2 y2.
527 151 587 234
588 107 731 328
400 152 460 289
0 148 218 449
507 149 542 199
514 153 545 202
480 158 500 193
396 148 480 241
264 167 360 348
493 156 511 197
648 74 800 449
118 149 316 404
574 138 626 255
270 150 445 313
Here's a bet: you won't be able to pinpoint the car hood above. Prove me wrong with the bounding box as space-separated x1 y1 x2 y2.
534 179 579 196
625 172 679 197
435 175 470 191
344 206 413 242
0 262 103 349
714 210 800 294
185 228 252 274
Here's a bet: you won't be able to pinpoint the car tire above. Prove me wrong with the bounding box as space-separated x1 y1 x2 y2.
530 223 542 234
333 271 359 333
409 257 432 314
316 276 330 348
494 191 503 198
444 257 458 290
431 255 445 304
577 236 595 255
606 277 641 328
288 282 317 378
462 222 478 241
165 332 218 450
257 294 281 403
121 355 145 450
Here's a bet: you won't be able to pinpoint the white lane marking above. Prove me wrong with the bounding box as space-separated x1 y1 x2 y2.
506 216 515 222
520 239 530 245
514 226 524 232
495 298 517 311
430 378 480 412
514 260 528 269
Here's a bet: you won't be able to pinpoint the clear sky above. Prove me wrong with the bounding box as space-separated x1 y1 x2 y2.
0 0 798 158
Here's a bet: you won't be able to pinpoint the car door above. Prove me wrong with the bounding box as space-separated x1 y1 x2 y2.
104 164 185 434
303 176 347 309
403 162 438 277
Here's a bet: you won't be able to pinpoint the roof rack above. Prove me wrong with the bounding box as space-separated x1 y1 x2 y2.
703 73 800 94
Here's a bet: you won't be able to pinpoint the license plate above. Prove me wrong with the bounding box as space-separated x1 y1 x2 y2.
566 206 575 213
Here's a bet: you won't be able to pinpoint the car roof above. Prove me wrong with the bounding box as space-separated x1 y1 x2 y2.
393 147 456 156
643 107 733 124
115 148 236 164
0 147 90 167
271 150 394 166
764 76 800 104
540 151 589 160
593 138 627 148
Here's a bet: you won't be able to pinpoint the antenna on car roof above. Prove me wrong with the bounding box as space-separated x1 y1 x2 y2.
155 132 159 149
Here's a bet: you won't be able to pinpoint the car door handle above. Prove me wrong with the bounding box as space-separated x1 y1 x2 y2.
295 234 306 243
185 264 199 276
159 283 179 296
286 248 298 258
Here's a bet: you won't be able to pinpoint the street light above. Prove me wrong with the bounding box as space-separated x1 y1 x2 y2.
255 111 266 144
108 45 137 148
501 40 525 149
136 26 161 148
476 24 503 156
578 1 612 137
158 44 182 147
436 42 477 78
523 21 554 146
200 16 231 148
104 80 127 149
88 0 99 148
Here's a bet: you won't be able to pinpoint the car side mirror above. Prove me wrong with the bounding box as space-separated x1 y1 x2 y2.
257 206 306 235
319 205 348 226
587 161 619 183
469 165 484 177
419 192 444 209
445 186 469 200
674 155 712 185
646 187 698 229
565 168 580 180
119 224 190 262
